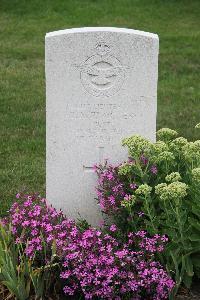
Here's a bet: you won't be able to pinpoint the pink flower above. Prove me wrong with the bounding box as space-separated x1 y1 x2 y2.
108 195 115 205
60 270 71 279
47 234 53 243
161 235 169 242
31 229 38 236
22 220 30 227
140 154 148 165
24 200 32 207
150 165 158 174
124 194 131 201
2 193 174 300
138 212 144 218
130 183 137 190
45 223 53 232
109 224 117 232
114 249 128 259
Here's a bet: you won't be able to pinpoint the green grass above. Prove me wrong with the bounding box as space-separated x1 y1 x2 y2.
0 0 199 215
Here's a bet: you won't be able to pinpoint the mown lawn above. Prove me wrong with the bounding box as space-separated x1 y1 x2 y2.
0 0 199 215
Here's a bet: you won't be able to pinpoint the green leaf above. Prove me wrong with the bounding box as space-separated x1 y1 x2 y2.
188 217 200 231
184 255 194 277
189 234 200 242
183 272 193 288
191 206 200 217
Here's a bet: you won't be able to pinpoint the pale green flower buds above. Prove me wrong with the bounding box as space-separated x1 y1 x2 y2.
157 128 178 142
165 172 182 183
122 135 153 157
195 123 200 129
182 142 200 163
169 137 188 153
118 163 133 176
155 182 188 201
192 168 200 182
153 141 169 154
194 140 200 147
135 184 152 197
156 151 175 164
155 183 167 195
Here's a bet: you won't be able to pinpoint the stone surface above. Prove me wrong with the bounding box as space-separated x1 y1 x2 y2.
45 27 159 226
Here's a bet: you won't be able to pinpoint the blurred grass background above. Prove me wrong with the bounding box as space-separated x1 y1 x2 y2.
0 0 199 214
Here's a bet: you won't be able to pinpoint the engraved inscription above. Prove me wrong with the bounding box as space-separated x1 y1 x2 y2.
83 146 104 173
66 103 136 120
65 99 148 142
80 43 126 97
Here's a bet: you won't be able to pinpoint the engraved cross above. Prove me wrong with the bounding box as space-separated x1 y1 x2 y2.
83 147 104 173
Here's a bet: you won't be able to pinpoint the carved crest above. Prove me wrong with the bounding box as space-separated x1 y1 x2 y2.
80 43 126 97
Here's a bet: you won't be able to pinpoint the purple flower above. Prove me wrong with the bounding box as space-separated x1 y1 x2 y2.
109 224 117 232
130 183 137 190
124 194 132 201
150 165 158 175
140 154 148 165
138 211 144 218
2 193 174 300
108 195 115 205
16 193 20 199
128 157 135 164
94 163 126 213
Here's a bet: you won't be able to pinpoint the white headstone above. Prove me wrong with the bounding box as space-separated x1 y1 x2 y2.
45 27 159 226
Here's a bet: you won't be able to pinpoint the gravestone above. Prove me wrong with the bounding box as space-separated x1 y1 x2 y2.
45 27 159 226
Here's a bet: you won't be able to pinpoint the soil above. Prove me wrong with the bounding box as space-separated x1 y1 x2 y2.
176 280 200 300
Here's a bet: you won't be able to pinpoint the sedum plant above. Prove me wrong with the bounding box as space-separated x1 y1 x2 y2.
95 126 200 296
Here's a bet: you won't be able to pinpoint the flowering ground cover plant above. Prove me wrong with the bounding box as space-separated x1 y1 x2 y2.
1 126 198 299
0 193 174 299
95 126 200 297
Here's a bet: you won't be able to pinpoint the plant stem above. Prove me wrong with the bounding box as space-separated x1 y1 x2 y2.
175 204 186 252
144 196 157 234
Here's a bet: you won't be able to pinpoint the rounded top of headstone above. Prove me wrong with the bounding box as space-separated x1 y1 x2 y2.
45 27 159 40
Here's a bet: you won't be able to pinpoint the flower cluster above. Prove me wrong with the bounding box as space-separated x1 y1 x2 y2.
4 193 76 259
121 194 136 208
135 231 168 253
182 141 200 165
94 127 200 293
135 184 152 197
95 127 199 219
95 163 125 213
2 194 174 299
165 172 182 183
155 181 188 201
156 128 178 142
61 228 174 299
122 135 153 157
155 151 175 164
169 137 188 154
118 161 136 176
192 168 200 183
153 141 168 154
95 157 157 214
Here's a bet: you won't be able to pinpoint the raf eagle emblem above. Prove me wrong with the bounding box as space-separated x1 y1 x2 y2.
80 65 124 86
78 43 126 97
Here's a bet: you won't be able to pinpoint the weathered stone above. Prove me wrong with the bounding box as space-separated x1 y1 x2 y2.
45 27 159 226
